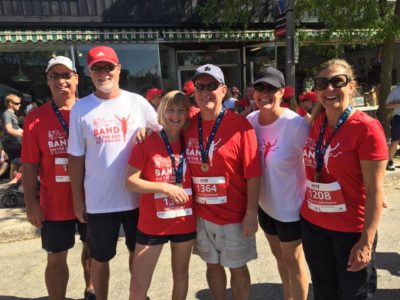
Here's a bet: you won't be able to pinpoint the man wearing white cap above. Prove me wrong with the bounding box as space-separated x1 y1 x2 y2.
68 46 158 300
184 64 261 299
22 56 95 300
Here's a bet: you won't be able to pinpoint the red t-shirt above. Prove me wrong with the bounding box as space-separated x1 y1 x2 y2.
280 101 308 117
301 110 387 232
128 132 196 235
21 101 75 221
184 110 262 225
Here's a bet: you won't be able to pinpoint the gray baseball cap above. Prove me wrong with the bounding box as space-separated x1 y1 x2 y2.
253 67 285 88
192 64 225 84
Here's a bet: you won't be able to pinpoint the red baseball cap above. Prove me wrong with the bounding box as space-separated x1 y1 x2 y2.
300 92 317 103
87 46 119 67
283 85 295 99
146 88 165 101
183 81 195 96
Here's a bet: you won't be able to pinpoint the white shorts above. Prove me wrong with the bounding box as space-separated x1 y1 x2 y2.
193 216 257 268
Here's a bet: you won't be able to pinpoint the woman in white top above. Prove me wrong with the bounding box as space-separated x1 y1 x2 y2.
247 67 309 300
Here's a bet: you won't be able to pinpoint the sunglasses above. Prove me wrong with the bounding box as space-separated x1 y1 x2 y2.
313 74 350 91
194 82 222 92
254 84 280 93
12 101 21 106
90 64 117 73
48 72 75 80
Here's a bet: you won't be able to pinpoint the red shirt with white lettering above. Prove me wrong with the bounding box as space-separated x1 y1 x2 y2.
128 132 196 235
301 110 387 232
184 110 262 225
21 101 76 221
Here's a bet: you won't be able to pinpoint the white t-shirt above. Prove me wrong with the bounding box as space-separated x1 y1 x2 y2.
68 90 159 213
386 86 400 116
247 109 309 222
223 97 237 110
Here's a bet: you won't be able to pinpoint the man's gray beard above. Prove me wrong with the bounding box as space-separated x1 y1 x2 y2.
95 81 115 94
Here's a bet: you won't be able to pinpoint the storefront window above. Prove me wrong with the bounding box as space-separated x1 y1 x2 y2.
0 44 71 113
76 44 161 97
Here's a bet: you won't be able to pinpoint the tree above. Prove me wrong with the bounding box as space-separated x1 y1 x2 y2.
198 0 400 137
296 0 400 137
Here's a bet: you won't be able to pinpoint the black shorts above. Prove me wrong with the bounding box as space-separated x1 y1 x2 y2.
87 209 139 262
41 219 87 253
258 207 301 242
390 115 400 141
136 229 196 245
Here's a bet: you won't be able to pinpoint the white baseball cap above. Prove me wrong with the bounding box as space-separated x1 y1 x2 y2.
45 56 77 73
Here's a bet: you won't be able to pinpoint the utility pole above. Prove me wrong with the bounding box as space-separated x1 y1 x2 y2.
285 0 295 88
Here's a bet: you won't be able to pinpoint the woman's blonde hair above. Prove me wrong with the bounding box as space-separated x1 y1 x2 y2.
157 91 190 128
311 59 357 122
4 94 21 107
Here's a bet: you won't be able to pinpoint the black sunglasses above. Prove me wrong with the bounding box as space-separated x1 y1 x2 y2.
48 72 75 80
90 64 117 73
12 101 21 105
254 84 280 93
313 74 350 91
194 82 222 92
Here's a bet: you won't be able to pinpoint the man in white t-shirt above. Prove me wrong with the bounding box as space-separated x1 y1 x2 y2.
68 46 158 300
385 85 400 171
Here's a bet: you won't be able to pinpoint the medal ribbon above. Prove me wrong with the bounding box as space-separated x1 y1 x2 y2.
160 129 185 184
198 108 225 164
51 101 70 135
314 105 352 181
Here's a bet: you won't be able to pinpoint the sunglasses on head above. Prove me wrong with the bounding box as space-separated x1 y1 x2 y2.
194 82 222 92
90 64 117 73
313 74 350 91
12 101 21 105
48 72 75 80
254 84 280 93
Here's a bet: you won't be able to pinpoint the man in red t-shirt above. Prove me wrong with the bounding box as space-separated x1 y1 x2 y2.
22 57 95 300
185 64 261 299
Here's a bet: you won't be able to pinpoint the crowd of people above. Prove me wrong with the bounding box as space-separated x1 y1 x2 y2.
0 44 390 300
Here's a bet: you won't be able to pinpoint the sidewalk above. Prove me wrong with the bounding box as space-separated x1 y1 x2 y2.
0 161 399 244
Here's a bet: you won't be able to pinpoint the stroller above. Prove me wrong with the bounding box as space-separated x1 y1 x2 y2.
1 158 24 208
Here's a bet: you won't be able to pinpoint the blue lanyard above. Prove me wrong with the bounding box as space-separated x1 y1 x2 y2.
198 108 225 164
160 129 185 184
51 101 69 135
314 106 352 181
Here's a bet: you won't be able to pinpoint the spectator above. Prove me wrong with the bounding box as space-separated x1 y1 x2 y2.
385 85 400 171
146 88 165 111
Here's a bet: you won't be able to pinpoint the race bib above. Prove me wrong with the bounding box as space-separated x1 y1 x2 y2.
55 157 70 182
192 176 227 205
306 180 346 213
154 188 193 219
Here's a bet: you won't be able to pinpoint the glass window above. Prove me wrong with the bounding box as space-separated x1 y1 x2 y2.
76 44 161 97
0 44 71 114
177 50 240 66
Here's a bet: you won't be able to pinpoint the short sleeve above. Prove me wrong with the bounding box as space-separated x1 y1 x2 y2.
21 113 40 163
242 119 262 179
2 111 11 126
294 117 310 153
358 119 388 161
128 142 146 170
67 105 85 156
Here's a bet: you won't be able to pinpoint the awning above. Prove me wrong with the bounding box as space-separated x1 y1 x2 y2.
0 28 276 44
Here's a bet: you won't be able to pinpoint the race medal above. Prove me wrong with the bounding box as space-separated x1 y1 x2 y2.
201 163 209 173
160 129 185 186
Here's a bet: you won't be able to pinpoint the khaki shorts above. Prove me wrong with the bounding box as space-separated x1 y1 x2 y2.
193 216 257 268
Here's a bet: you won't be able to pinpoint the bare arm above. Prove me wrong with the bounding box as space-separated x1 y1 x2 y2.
125 166 188 204
23 163 44 228
4 123 23 138
68 154 87 223
242 176 260 236
347 159 386 272
385 101 400 109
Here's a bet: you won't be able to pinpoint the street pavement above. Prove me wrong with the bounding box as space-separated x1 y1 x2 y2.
0 169 399 299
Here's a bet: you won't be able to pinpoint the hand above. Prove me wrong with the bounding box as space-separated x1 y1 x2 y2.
73 195 87 223
135 128 153 144
163 183 189 205
346 236 373 272
242 212 258 236
26 201 44 228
